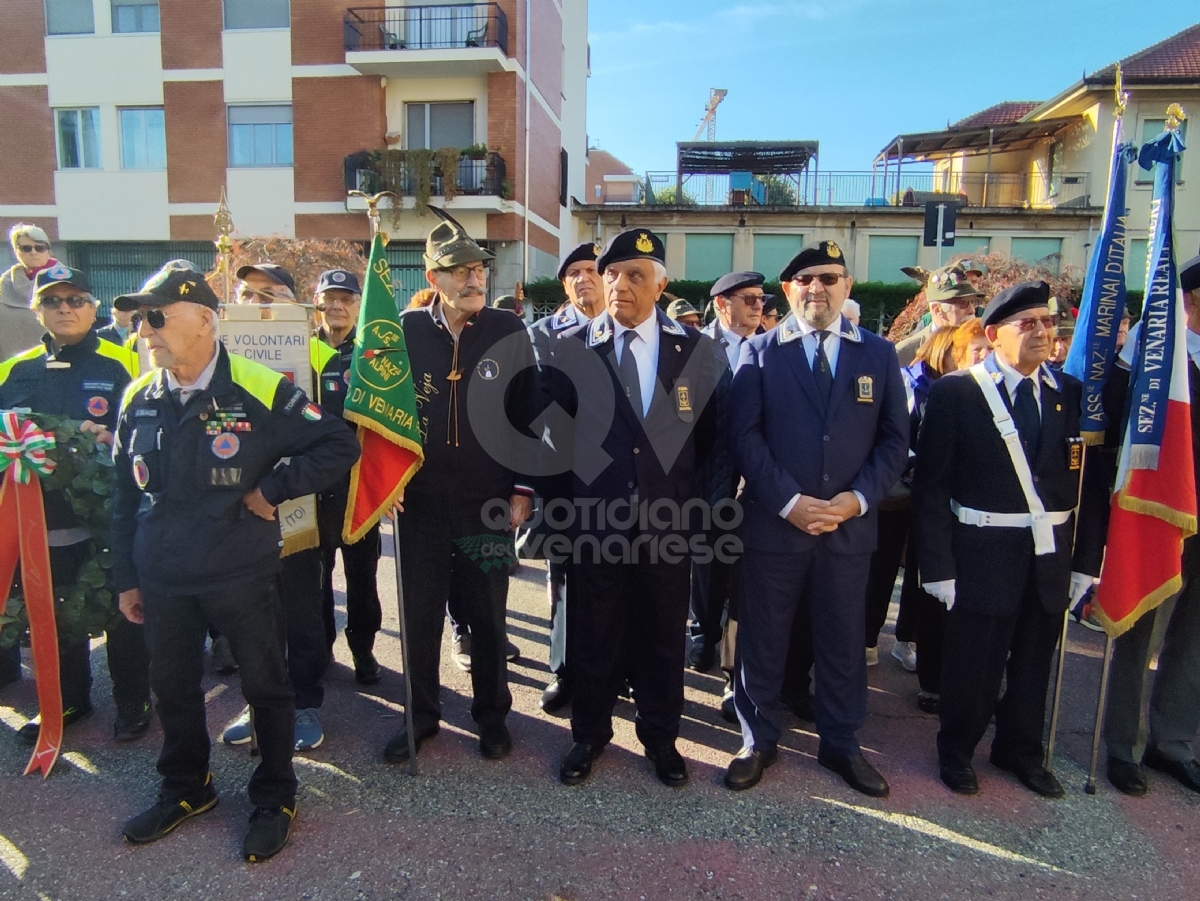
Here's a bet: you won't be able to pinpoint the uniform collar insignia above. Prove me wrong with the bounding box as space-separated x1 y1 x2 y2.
839 317 864 344
776 312 804 345
552 304 580 330
586 313 614 348
660 309 686 336
1039 364 1060 391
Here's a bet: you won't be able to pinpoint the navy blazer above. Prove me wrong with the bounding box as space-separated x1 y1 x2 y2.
730 312 909 556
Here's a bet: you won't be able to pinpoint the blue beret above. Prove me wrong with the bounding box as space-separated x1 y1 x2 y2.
981 280 1051 327
596 228 665 274
711 270 764 297
779 240 847 282
1182 254 1200 293
557 241 602 280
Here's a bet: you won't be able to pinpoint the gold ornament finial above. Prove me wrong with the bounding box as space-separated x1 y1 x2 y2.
349 189 397 242
1113 63 1128 118
214 187 235 305
1165 103 1187 132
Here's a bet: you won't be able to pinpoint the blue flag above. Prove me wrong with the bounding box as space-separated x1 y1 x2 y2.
1062 121 1137 442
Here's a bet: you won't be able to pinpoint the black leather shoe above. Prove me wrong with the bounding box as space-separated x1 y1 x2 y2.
18 702 94 744
724 746 778 791
940 762 979 795
989 753 1065 799
1107 756 1148 796
1144 745 1200 793
916 691 940 714
113 700 152 742
559 742 604 785
383 723 440 763
782 692 815 722
540 676 572 712
645 745 688 787
352 650 382 685
479 724 513 760
688 642 717 673
818 751 890 798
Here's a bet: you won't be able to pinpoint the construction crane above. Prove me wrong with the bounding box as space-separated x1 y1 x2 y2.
693 88 728 141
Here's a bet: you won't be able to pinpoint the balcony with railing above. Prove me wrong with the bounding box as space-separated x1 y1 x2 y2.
344 4 511 76
639 170 1094 210
343 150 508 204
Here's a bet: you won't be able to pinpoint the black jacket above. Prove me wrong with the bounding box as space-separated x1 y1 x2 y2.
111 344 360 595
913 361 1090 616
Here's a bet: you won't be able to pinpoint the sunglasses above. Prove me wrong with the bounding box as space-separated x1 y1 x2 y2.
729 292 766 305
1003 316 1057 333
791 273 846 287
18 243 51 253
37 294 90 310
141 308 181 330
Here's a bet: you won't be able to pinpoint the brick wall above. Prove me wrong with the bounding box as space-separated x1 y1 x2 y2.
488 72 524 206
583 150 637 204
169 216 219 240
529 219 557 257
296 214 371 240
0 87 56 205
485 214 555 257
164 82 226 203
161 0 223 70
0 216 58 242
527 101 561 224
1 1 47 74
293 76 385 202
291 0 350 66
494 0 522 63
528 0 562 117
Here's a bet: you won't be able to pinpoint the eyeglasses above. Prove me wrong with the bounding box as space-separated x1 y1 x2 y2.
729 293 765 305
314 295 359 312
18 243 50 253
37 295 90 310
443 264 488 282
237 285 293 304
141 308 182 330
791 273 846 287
1003 316 1057 333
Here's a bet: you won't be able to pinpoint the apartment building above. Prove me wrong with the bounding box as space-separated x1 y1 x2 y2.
0 0 589 299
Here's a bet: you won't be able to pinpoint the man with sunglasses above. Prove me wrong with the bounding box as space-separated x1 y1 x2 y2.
0 264 151 739
110 263 359 861
382 216 538 765
725 240 909 796
310 269 385 687
1 224 60 360
914 281 1095 799
895 264 983 368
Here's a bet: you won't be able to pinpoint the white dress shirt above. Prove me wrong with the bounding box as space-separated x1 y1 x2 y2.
718 321 747 371
778 314 867 520
166 341 220 405
991 352 1042 414
613 313 660 418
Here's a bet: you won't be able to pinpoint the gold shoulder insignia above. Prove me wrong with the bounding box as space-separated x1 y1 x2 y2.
635 233 654 253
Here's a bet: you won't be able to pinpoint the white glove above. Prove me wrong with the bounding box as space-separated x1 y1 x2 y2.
1070 572 1098 605
923 579 956 611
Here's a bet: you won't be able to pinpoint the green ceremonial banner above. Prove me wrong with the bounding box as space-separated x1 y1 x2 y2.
341 233 424 542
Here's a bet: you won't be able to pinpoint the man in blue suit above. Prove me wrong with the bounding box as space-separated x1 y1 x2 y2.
725 240 909 795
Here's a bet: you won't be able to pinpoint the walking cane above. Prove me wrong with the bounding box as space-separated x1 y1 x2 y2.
390 506 419 776
1085 634 1116 793
1044 437 1088 771
249 706 259 758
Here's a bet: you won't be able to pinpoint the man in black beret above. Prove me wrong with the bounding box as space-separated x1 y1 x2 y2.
760 295 781 331
1080 253 1200 796
526 241 604 712
914 280 1097 798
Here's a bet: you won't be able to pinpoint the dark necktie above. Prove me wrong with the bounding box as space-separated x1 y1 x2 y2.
618 330 643 420
1013 377 1041 460
813 330 834 408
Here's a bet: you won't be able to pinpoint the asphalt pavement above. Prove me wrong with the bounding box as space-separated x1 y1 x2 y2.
2 526 1199 900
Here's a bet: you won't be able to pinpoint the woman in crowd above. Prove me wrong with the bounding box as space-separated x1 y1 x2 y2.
0 224 59 359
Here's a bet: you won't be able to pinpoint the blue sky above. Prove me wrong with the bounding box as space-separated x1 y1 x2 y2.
585 1 1198 175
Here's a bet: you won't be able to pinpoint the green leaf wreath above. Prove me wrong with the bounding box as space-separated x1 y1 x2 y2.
1 413 122 649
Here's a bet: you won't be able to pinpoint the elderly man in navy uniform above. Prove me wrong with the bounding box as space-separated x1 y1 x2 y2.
725 240 909 795
915 280 1095 798
0 265 150 741
549 228 720 788
688 270 765 679
527 241 604 711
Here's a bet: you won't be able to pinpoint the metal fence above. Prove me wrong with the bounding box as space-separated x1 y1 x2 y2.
641 170 1093 209
345 4 508 52
58 242 216 305
345 154 503 197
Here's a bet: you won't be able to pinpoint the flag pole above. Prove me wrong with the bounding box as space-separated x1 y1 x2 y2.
1085 635 1116 794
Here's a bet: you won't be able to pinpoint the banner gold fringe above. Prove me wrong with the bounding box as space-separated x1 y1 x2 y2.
1080 430 1105 446
1095 573 1182 638
341 417 424 545
1116 492 1199 537
281 526 321 557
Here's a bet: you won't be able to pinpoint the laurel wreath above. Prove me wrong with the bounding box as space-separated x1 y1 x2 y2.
1 413 121 649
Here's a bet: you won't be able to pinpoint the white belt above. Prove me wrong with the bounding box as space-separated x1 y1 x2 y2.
951 500 1071 531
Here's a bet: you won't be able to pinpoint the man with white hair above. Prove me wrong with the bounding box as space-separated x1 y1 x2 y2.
1 224 59 359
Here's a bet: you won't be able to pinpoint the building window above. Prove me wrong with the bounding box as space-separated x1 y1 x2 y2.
56 108 101 169
45 0 95 35
224 0 290 30
112 0 160 33
685 234 734 281
560 149 568 207
1135 119 1187 185
228 106 293 167
1010 237 1063 273
120 108 166 170
867 235 918 283
753 234 804 280
405 102 474 150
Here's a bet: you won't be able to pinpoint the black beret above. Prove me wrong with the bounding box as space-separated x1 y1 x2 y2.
711 270 764 297
556 241 602 280
779 240 848 283
1182 254 1200 293
761 294 782 315
981 280 1051 327
115 263 219 311
596 228 665 274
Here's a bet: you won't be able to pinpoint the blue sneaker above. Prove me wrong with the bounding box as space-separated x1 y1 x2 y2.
294 708 324 751
221 705 253 746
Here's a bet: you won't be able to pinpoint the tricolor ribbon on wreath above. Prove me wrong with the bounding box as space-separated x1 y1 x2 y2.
0 409 64 777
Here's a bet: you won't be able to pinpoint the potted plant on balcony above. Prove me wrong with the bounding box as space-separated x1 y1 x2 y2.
463 143 489 161
434 147 461 202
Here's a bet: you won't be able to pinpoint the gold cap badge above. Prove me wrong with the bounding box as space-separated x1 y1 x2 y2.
825 241 842 260
635 233 655 253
